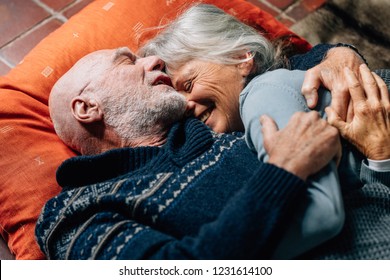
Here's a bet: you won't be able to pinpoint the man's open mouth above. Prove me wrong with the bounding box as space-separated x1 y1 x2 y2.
153 75 173 87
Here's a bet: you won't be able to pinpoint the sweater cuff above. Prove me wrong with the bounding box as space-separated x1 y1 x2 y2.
360 159 390 186
367 158 390 171
289 43 336 70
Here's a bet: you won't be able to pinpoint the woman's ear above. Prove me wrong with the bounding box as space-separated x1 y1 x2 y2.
71 96 103 124
237 54 254 77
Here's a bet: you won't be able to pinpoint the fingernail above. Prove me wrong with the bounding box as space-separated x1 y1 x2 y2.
306 97 314 107
259 115 265 125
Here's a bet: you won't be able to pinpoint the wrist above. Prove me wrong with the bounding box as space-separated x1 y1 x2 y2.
268 159 308 181
365 141 390 160
366 152 390 161
334 43 368 65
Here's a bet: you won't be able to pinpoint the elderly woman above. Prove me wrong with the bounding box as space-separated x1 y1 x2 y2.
140 4 390 259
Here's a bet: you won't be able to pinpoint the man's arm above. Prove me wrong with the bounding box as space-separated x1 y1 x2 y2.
36 113 340 260
37 163 307 260
289 45 390 184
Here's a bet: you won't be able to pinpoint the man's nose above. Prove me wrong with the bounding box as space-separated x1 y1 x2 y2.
138 56 165 71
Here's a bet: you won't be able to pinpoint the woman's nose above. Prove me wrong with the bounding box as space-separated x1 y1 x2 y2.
138 55 165 71
185 101 196 116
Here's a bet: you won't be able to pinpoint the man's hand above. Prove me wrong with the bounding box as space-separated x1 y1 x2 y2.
302 46 365 120
260 111 341 181
326 64 390 160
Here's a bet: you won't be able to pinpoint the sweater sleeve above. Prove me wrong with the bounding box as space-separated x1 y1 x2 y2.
289 43 336 70
240 69 344 259
360 160 390 186
36 163 306 260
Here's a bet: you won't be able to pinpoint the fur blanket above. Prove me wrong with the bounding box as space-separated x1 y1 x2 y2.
291 0 390 69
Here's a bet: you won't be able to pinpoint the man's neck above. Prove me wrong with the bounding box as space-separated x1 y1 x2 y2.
130 135 167 147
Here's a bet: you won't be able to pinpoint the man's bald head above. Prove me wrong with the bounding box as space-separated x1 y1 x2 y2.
49 48 187 155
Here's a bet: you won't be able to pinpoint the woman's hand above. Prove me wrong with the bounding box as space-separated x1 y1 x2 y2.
261 111 341 181
301 46 365 121
326 64 390 160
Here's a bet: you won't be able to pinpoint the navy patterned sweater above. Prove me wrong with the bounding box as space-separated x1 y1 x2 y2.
36 119 307 259
35 44 347 259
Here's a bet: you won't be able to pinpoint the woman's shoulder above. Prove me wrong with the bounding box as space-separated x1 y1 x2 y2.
241 69 307 105
241 68 331 118
250 69 306 88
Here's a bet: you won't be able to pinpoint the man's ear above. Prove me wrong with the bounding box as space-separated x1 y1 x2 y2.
237 53 254 77
71 96 103 124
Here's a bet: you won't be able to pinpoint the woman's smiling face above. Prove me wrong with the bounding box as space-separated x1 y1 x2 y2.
170 59 249 133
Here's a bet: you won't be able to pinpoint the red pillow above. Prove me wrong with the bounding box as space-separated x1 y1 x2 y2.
0 0 310 259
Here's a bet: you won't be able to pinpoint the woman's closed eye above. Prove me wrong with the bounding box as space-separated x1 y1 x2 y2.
184 80 193 92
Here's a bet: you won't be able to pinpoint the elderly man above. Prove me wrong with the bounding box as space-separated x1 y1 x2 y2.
36 46 390 259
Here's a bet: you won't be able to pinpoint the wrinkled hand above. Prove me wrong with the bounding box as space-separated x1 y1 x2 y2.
326 64 390 160
260 111 341 181
302 46 365 120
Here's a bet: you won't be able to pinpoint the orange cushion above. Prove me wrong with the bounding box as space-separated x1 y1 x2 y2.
0 0 310 259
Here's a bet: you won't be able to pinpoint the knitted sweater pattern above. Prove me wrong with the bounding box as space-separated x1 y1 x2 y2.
36 119 305 259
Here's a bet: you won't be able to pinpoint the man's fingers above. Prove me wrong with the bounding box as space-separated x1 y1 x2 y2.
326 107 349 139
302 69 321 108
359 64 381 103
303 89 319 109
346 100 355 123
372 72 390 104
344 67 366 104
329 87 350 121
326 106 345 132
260 115 278 153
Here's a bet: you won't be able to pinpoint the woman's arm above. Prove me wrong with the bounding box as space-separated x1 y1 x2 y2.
240 69 344 259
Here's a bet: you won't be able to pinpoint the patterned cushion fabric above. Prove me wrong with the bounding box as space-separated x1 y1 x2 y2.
0 0 310 259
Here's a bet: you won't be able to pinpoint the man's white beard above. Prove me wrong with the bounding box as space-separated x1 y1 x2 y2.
104 86 187 143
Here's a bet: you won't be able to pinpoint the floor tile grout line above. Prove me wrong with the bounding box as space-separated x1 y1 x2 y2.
0 55 14 69
278 13 297 25
0 15 63 58
0 0 81 66
252 0 301 25
32 0 57 15
257 0 283 14
277 2 303 24
32 0 72 22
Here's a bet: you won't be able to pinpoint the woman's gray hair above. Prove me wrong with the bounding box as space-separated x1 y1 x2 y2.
139 4 284 78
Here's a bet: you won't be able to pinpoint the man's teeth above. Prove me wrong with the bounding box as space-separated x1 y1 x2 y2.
199 110 211 123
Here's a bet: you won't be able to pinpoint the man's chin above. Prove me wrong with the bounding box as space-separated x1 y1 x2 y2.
157 92 187 124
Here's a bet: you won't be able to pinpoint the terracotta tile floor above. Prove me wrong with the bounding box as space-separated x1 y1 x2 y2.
0 0 326 76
